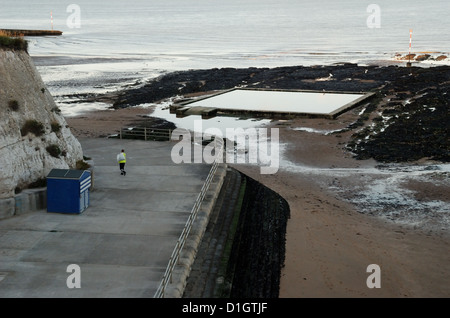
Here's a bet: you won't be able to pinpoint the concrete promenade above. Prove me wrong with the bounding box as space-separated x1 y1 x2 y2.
0 138 226 298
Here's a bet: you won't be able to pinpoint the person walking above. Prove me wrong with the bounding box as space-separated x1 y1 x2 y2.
117 149 127 176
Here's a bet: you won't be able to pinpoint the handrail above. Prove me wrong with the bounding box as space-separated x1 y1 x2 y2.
119 126 173 141
154 137 224 298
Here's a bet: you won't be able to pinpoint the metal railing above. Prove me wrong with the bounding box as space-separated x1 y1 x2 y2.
119 126 173 141
154 137 225 298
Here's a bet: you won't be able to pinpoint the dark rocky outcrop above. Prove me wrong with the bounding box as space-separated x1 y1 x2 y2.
108 64 403 108
0 29 62 37
347 66 450 162
85 63 449 164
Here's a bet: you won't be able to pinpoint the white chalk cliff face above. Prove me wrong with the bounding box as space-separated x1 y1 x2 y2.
0 48 83 199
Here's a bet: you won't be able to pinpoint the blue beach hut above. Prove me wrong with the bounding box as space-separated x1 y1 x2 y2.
46 168 91 214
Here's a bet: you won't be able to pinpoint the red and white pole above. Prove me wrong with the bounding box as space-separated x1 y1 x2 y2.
409 29 412 58
407 29 413 66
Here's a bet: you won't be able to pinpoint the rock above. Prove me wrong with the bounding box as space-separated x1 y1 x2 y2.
105 64 393 108
348 66 450 163
401 53 416 60
436 55 448 61
415 54 431 61
82 62 450 164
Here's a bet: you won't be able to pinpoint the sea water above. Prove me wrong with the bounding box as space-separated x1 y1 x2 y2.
2 0 450 114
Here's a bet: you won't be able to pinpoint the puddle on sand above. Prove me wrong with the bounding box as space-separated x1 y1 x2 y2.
140 99 272 135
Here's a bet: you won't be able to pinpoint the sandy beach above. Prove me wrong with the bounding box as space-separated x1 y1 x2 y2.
65 106 155 138
65 100 450 298
237 113 450 298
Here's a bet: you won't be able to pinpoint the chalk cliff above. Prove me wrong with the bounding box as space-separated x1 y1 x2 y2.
0 48 83 202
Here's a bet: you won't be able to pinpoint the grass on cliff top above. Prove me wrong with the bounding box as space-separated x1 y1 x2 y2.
0 30 28 51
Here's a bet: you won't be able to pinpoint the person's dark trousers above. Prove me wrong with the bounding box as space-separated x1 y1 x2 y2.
119 163 126 175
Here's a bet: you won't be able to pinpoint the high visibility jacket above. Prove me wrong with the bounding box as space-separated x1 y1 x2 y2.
117 152 126 163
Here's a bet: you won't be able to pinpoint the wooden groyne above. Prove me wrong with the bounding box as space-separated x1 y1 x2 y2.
0 29 62 36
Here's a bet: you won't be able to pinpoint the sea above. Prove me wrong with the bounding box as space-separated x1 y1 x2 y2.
2 0 450 116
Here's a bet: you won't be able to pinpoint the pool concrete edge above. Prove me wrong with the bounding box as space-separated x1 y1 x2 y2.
170 88 376 120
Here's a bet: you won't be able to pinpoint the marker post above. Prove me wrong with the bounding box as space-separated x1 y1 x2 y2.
407 29 412 67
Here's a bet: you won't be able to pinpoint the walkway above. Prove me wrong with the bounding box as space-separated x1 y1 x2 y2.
0 138 226 297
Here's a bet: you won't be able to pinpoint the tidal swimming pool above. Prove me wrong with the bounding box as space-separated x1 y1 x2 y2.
179 88 371 118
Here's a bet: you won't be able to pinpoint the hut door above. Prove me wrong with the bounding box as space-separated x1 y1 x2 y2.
79 191 88 213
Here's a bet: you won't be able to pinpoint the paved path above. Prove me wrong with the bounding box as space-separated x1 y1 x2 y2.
0 138 225 298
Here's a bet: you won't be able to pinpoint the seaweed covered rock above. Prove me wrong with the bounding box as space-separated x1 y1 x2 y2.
348 66 450 163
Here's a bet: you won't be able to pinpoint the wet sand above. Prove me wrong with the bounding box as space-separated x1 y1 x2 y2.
65 106 155 138
65 101 450 298
235 110 450 298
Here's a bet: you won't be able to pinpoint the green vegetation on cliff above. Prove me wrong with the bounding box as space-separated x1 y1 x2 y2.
0 31 28 51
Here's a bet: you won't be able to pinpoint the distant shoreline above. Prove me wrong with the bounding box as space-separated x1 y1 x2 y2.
0 29 62 36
